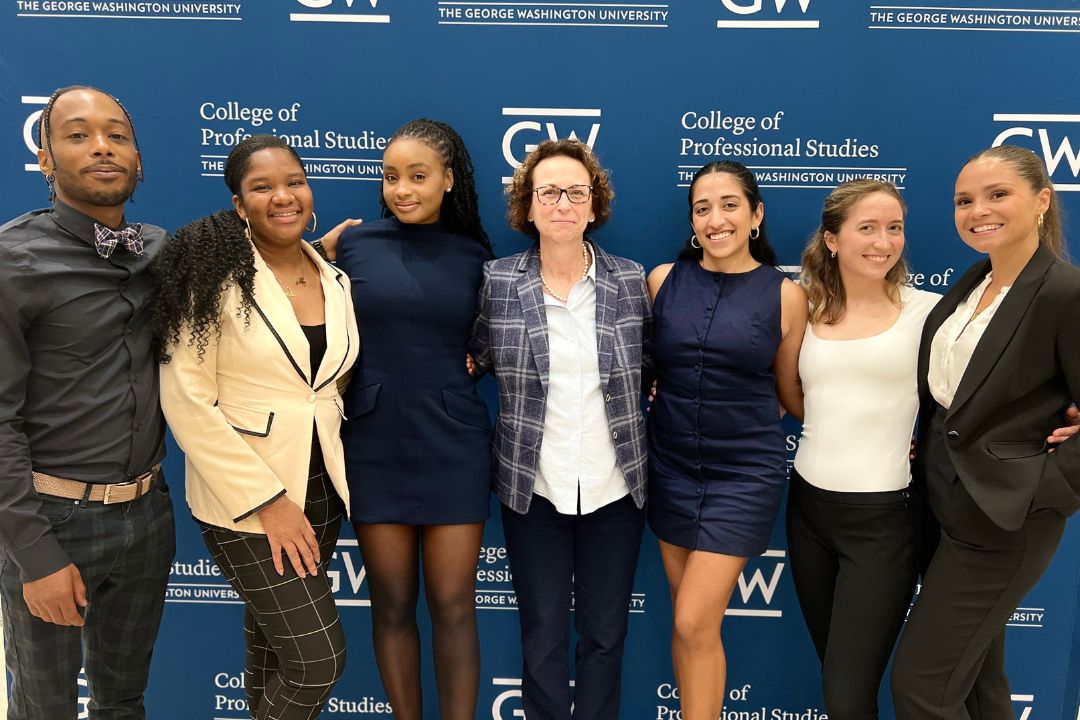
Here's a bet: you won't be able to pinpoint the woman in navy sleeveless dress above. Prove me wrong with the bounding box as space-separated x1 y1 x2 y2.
326 120 493 720
646 161 807 720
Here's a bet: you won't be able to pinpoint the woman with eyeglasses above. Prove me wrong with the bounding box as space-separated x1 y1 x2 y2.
468 139 653 720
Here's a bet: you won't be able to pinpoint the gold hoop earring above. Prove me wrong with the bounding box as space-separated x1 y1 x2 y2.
690 235 701 249
244 217 252 241
750 226 760 240
307 211 317 235
1038 213 1045 228
830 249 837 259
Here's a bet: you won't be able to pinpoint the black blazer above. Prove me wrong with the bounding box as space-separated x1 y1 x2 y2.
914 243 1080 530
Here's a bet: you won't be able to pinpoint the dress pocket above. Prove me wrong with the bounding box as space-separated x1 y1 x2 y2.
217 402 275 437
343 382 382 419
442 388 492 430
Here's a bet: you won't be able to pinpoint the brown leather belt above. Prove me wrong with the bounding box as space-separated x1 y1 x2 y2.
32 465 160 505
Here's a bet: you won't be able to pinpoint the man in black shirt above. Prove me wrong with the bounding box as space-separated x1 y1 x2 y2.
0 86 175 719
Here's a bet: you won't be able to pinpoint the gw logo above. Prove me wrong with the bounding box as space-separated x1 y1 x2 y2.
326 539 371 607
491 677 575 720
993 113 1080 191
1010 693 1033 720
291 0 390 24
501 107 601 184
716 0 818 29
726 549 785 618
21 96 49 172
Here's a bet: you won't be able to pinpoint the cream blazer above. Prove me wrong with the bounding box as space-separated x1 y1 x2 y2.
161 241 360 533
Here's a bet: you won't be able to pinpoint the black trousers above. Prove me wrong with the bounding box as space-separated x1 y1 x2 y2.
501 493 645 720
891 406 1066 720
786 470 917 720
201 454 345 720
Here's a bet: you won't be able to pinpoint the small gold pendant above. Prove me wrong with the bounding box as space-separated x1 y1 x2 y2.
296 277 307 287
284 286 295 298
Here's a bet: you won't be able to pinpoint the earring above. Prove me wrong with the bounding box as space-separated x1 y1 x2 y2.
1038 213 1045 228
690 235 701 249
44 174 56 201
750 226 760 240
307 211 317 235
830 249 837 259
244 216 252 241
446 185 453 193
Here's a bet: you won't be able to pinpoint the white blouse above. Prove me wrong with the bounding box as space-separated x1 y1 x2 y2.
928 273 1010 409
794 286 940 492
534 243 628 515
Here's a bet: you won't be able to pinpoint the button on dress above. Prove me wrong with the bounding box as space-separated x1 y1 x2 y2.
647 258 786 556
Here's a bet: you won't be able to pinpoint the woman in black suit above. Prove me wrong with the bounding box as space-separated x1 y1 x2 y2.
891 144 1080 719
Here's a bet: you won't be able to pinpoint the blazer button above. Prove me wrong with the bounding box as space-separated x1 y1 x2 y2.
308 394 318 404
605 393 612 402
612 431 618 440
947 430 959 439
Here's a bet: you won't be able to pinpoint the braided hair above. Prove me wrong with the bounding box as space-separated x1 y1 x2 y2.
381 119 493 257
37 85 144 201
152 135 301 362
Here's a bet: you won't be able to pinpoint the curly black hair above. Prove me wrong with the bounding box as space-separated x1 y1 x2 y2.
151 209 256 363
381 119 493 257
152 135 300 362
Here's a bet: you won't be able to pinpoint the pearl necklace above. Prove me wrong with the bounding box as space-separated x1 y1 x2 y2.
539 242 590 303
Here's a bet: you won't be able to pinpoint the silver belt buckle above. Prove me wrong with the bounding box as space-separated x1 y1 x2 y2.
103 481 134 505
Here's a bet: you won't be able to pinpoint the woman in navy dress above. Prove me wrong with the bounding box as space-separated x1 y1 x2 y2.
324 119 493 720
646 161 807 720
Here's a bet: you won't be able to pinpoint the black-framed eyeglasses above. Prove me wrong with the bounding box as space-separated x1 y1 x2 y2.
533 184 593 205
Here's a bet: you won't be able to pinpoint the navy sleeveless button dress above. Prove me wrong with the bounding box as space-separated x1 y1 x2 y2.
647 258 787 557
337 217 492 524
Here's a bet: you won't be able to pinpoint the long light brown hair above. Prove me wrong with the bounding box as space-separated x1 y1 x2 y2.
801 180 909 325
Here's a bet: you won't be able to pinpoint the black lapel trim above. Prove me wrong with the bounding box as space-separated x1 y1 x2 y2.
252 300 311 386
313 272 351 393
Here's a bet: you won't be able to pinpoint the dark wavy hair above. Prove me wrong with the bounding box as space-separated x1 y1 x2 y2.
678 161 777 266
506 139 614 240
382 119 493 257
152 135 301 362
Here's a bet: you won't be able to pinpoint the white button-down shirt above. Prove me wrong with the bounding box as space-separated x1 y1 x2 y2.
534 243 628 515
928 273 1011 409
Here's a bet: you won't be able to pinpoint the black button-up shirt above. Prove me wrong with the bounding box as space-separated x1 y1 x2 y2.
0 201 166 581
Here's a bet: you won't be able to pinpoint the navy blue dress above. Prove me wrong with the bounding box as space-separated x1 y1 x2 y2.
647 259 787 557
337 217 492 524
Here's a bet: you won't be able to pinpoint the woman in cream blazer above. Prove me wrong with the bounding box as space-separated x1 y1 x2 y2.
154 135 359 720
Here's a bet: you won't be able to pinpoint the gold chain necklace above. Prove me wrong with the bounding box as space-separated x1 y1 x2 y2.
267 250 308 298
539 242 590 303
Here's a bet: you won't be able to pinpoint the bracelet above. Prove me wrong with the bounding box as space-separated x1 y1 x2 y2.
310 238 330 262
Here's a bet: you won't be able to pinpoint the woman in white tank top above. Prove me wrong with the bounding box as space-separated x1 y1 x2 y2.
787 180 941 720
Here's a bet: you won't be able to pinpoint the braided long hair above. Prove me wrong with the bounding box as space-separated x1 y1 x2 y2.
37 85 144 201
381 119 493 257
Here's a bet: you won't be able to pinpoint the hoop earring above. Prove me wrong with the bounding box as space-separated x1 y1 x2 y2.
44 174 56 201
307 211 317 235
750 226 760 240
830 249 837 259
690 235 701 249
1038 212 1045 228
244 217 253 241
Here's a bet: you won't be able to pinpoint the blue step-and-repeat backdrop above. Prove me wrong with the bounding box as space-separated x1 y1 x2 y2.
3 1 1080 718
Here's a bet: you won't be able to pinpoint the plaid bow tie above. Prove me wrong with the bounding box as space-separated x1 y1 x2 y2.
93 222 144 259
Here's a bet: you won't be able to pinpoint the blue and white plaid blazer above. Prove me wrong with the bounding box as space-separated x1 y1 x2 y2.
469 241 654 514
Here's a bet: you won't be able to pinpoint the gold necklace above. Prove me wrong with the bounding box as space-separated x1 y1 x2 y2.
267 251 308 297
539 242 590 303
